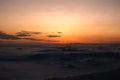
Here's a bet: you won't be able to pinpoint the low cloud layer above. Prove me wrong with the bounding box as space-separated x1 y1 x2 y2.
0 31 61 43
16 31 31 37
32 32 41 34
0 32 20 40
23 38 42 41
42 40 59 42
58 32 62 34
47 35 61 38
16 31 41 37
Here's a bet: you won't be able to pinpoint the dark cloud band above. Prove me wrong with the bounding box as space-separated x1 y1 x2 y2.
0 32 20 40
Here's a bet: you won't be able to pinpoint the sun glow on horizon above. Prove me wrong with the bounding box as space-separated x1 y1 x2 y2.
0 0 120 44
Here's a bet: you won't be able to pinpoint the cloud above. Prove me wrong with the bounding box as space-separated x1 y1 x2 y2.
16 31 41 37
58 32 62 34
23 37 59 43
23 38 41 41
42 40 59 42
32 32 41 34
16 31 31 37
47 35 61 38
0 32 20 40
0 31 61 43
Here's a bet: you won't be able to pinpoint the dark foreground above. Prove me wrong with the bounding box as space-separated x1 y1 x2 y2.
46 68 120 80
0 44 120 80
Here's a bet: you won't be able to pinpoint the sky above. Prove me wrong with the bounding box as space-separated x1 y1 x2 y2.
0 0 120 44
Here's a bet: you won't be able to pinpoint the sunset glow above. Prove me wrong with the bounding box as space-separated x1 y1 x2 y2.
0 0 120 44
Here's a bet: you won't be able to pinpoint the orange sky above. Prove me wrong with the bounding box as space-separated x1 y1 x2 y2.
0 0 120 44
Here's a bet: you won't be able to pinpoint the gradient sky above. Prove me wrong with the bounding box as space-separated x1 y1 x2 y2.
0 0 120 44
